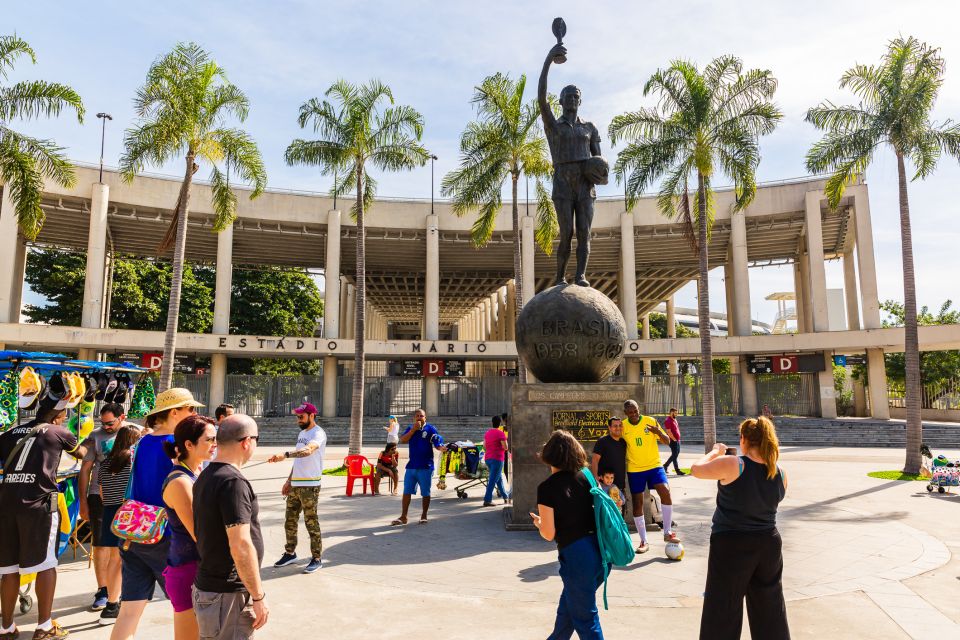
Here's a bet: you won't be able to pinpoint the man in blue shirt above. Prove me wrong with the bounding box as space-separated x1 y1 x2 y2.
391 408 446 525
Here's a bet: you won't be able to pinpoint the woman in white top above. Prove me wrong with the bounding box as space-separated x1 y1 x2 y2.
384 415 400 444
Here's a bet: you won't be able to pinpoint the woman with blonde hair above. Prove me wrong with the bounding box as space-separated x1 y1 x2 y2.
690 416 791 640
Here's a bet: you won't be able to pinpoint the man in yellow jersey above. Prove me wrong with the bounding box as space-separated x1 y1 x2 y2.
622 399 680 553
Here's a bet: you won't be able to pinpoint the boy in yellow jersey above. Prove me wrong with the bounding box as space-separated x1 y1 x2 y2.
622 399 680 553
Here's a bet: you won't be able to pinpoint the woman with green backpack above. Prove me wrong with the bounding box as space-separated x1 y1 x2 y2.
530 430 606 640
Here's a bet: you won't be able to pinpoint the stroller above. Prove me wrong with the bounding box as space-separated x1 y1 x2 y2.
437 442 491 499
926 456 960 494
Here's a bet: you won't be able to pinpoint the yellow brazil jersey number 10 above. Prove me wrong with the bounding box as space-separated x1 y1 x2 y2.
623 415 663 473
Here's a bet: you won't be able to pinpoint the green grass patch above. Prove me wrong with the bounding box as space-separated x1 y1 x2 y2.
867 470 926 481
323 465 372 476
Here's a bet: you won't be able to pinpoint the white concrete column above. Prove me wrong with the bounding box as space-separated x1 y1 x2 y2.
724 261 736 337
666 297 678 375
209 353 227 408
424 214 440 340
0 186 24 326
324 210 342 339
521 215 535 306
642 314 652 376
505 280 517 341
212 222 234 334
793 261 806 333
484 298 493 341
81 184 110 329
804 191 837 418
730 212 752 335
345 283 356 340
799 252 813 334
867 348 890 419
8 238 26 324
339 276 349 339
424 215 440 416
850 186 882 330
842 249 860 330
498 288 509 341
620 212 641 381
730 211 757 414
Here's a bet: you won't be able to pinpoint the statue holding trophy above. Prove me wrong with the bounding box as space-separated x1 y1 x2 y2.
538 17 609 287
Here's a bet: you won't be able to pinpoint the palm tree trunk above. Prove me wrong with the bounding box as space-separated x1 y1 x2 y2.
897 152 922 473
349 166 366 455
511 172 526 383
159 155 196 392
696 173 716 451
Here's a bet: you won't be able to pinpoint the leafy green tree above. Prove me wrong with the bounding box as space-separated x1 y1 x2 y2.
120 43 267 392
805 37 960 473
441 72 557 379
610 56 781 450
25 250 322 372
285 80 430 454
880 299 960 387
24 250 212 332
0 34 84 239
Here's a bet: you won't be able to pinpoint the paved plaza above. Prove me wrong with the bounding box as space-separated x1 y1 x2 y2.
24 443 960 639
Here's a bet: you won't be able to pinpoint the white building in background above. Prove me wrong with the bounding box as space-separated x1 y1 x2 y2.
2 165 959 419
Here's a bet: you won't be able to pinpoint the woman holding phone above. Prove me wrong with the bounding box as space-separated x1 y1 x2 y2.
530 430 605 640
690 416 791 640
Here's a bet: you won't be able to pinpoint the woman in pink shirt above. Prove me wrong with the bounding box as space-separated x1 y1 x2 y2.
482 415 510 506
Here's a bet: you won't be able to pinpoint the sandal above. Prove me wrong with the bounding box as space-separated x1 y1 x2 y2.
636 543 650 554
0 627 19 640
419 516 428 524
390 518 407 526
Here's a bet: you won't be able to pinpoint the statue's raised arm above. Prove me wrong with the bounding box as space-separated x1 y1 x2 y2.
538 43 566 131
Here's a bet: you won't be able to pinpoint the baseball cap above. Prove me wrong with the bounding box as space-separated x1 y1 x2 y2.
293 402 318 415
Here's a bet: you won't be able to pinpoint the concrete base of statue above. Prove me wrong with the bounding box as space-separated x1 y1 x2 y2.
505 382 664 531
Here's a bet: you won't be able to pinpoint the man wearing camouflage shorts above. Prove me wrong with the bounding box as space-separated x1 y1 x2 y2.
267 403 326 574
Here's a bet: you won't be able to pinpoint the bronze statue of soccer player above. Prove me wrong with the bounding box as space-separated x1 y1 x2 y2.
538 17 609 287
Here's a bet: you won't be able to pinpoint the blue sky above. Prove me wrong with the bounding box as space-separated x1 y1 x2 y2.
6 0 960 325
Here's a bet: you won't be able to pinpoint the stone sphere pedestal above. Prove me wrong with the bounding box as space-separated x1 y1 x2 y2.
515 284 627 383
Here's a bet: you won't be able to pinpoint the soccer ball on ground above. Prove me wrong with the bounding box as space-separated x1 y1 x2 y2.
665 541 684 561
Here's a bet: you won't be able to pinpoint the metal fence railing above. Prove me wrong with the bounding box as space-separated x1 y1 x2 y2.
637 374 742 416
337 376 424 417
756 373 819 417
223 375 321 417
888 379 960 410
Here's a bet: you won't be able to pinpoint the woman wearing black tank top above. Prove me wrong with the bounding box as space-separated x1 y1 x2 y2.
691 417 791 640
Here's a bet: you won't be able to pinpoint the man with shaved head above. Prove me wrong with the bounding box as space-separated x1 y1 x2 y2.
192 415 268 639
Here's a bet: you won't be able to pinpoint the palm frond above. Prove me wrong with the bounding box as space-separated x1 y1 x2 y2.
209 128 267 197
0 80 84 122
534 178 557 254
0 127 76 187
0 35 35 80
209 164 238 230
0 135 45 239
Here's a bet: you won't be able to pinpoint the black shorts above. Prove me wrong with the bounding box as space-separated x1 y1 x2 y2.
0 494 61 575
87 493 104 547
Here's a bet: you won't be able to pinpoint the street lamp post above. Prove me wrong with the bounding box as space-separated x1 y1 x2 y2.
430 154 438 215
96 112 113 183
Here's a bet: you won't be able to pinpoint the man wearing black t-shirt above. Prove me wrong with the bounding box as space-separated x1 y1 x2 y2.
591 416 626 495
0 407 87 640
192 414 267 639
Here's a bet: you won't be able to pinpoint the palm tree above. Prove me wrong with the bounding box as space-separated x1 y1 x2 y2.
0 34 84 239
441 72 557 378
285 80 430 455
805 37 960 473
609 56 781 451
120 43 267 392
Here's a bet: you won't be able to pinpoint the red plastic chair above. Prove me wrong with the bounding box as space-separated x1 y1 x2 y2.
344 455 376 496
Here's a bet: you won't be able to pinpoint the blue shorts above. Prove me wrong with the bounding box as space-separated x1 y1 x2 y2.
99 504 122 548
628 467 669 494
120 537 170 602
403 467 433 497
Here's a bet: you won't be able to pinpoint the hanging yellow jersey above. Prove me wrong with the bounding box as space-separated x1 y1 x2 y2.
623 415 663 472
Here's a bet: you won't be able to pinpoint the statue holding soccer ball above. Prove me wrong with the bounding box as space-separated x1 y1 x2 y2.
538 17 609 287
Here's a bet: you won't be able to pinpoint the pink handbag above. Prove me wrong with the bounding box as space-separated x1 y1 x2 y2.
109 446 168 549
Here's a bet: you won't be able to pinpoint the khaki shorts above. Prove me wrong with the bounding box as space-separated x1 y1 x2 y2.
192 588 255 640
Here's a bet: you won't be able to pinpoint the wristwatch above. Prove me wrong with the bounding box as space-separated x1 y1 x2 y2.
284 451 290 459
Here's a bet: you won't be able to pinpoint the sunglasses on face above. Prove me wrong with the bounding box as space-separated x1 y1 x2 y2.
101 419 119 427
243 435 259 443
